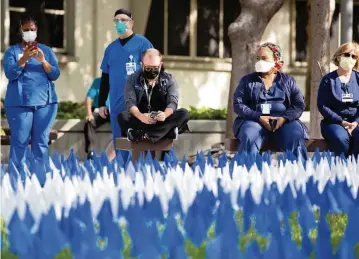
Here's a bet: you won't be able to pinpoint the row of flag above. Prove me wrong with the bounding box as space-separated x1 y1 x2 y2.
1 149 359 259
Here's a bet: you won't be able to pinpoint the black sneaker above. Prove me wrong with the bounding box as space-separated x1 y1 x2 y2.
127 129 150 142
165 127 178 140
87 151 95 160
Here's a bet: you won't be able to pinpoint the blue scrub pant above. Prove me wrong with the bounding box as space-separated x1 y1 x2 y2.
321 121 359 157
236 120 308 160
5 104 57 166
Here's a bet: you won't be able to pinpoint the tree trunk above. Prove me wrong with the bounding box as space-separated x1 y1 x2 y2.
309 0 335 138
225 0 284 138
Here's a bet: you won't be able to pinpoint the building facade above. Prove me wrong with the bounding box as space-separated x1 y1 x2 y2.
1 0 358 109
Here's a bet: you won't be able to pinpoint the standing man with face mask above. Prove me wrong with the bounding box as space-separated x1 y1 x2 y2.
98 9 153 154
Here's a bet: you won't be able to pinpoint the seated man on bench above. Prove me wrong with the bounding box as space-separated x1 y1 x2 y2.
118 48 189 143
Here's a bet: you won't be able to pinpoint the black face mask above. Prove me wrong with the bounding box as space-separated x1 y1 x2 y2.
143 70 159 80
142 66 161 80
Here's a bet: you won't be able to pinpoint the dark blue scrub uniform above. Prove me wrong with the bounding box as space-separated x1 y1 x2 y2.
233 72 308 159
100 34 153 147
317 70 359 156
3 43 60 167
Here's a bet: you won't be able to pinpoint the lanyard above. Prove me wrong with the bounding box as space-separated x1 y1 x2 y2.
264 89 269 103
342 83 350 94
144 82 154 113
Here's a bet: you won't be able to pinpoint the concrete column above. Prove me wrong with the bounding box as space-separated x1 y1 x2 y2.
341 0 353 44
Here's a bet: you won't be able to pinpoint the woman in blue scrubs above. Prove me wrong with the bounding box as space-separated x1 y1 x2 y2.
3 13 60 167
317 42 359 157
98 9 153 150
233 42 308 159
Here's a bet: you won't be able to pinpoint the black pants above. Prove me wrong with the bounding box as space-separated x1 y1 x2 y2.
84 113 110 153
118 108 190 143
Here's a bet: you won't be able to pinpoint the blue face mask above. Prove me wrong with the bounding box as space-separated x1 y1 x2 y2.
116 21 127 35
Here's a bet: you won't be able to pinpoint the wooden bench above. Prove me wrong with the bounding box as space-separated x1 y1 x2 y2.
116 137 174 161
1 128 59 145
224 138 329 153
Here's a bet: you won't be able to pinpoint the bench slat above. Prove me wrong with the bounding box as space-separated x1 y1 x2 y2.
224 138 329 153
116 138 174 151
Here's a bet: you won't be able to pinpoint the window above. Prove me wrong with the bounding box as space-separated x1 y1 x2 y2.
4 0 70 54
293 0 359 64
145 0 241 59
196 0 220 57
167 0 190 56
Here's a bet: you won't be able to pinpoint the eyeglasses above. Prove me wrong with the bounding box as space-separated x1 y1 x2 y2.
143 66 161 72
342 53 358 60
113 18 131 23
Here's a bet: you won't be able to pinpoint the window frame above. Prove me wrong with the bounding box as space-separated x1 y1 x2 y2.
162 0 231 62
1 0 75 58
290 0 359 68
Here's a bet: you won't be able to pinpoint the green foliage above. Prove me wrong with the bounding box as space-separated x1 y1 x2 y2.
188 106 227 120
1 102 228 120
2 209 359 259
56 101 86 119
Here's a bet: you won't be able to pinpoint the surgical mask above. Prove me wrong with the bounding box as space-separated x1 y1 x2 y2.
255 60 275 73
116 21 127 35
339 56 356 71
22 30 37 42
143 69 160 80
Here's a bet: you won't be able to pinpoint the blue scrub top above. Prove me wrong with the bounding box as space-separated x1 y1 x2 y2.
256 77 286 117
317 70 359 124
3 43 60 107
87 78 110 108
233 72 308 139
100 34 153 113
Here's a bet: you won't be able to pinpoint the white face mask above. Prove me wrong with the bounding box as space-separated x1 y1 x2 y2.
255 60 275 73
22 31 37 43
339 56 356 71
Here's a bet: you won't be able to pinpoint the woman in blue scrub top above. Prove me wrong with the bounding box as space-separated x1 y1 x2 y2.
3 13 60 167
98 9 153 149
317 42 359 157
233 42 308 159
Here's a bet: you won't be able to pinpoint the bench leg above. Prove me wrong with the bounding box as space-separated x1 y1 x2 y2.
132 150 141 161
150 151 156 159
131 150 165 161
154 151 163 161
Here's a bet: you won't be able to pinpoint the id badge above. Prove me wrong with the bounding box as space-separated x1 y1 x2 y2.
261 103 271 115
126 55 136 75
342 93 353 103
126 62 136 75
